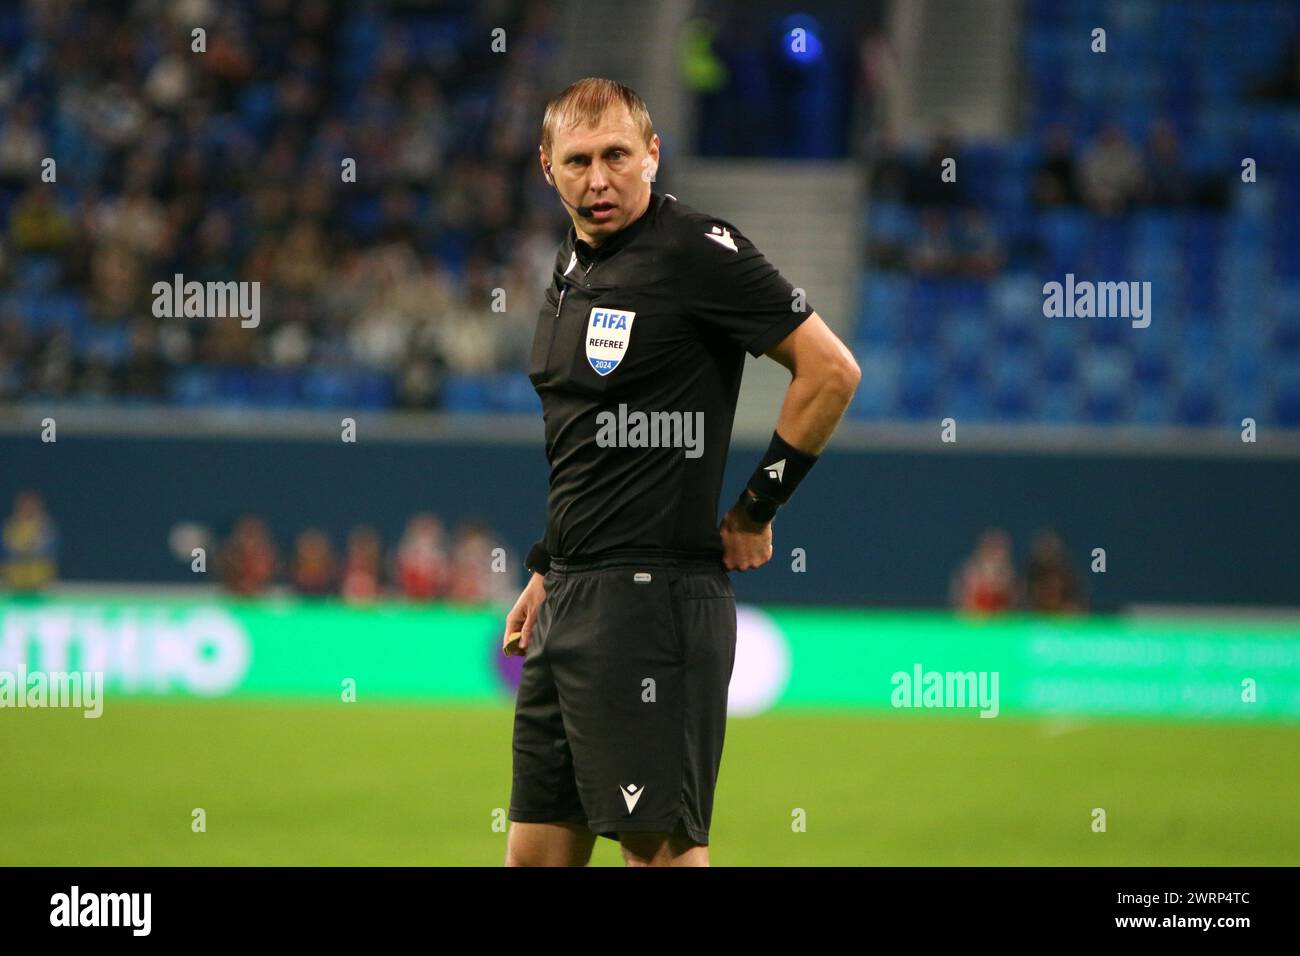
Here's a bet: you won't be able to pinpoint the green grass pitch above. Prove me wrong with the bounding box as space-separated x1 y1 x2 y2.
2 700 1296 865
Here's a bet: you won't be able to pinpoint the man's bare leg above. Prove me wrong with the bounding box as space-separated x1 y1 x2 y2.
505 822 597 867
619 818 709 867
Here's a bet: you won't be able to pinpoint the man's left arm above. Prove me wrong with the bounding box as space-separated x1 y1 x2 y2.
719 313 860 571
674 219 860 569
762 311 861 455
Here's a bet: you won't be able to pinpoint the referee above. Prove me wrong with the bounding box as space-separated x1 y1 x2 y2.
503 78 861 867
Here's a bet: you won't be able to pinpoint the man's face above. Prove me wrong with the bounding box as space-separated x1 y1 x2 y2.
542 103 659 246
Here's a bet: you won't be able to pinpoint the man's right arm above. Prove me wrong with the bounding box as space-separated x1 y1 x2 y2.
502 540 550 656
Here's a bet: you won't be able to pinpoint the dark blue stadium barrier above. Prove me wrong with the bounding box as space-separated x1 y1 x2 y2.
2 430 1296 610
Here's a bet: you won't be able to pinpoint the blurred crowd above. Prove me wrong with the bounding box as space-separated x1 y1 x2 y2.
1 489 59 592
867 120 1233 278
0 0 566 406
215 512 516 603
0 488 516 604
949 527 1085 615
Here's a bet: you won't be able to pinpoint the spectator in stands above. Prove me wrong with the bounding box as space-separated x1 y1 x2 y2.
1024 528 1084 614
906 129 967 208
0 344 18 403
1143 119 1193 208
446 519 511 603
1079 123 1145 215
437 255 506 374
8 188 74 255
950 528 1016 614
0 100 45 189
1032 124 1080 208
952 208 1004 278
867 128 910 203
910 208 1003 278
118 318 167 398
340 524 383 603
0 2 564 408
1 490 59 593
394 512 451 601
0 316 35 401
290 528 338 597
910 208 958 275
27 328 75 397
1249 32 1300 102
216 514 279 596
851 27 898 162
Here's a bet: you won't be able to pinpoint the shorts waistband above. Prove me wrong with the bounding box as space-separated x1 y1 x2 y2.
549 549 726 574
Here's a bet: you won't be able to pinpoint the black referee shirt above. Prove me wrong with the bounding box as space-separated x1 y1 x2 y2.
528 191 814 563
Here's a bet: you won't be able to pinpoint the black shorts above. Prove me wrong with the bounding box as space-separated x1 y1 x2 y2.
508 550 737 845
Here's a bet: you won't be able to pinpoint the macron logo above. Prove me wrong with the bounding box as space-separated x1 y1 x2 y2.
621 784 644 813
564 251 578 276
764 459 786 482
704 226 737 252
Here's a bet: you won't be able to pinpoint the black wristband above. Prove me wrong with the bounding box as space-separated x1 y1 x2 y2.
525 541 550 575
745 430 819 505
736 488 779 525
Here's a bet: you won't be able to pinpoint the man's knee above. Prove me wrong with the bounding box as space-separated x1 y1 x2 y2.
619 832 671 866
505 821 594 867
619 820 708 866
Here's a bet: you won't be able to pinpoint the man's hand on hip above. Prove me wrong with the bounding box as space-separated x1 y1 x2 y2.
719 504 773 572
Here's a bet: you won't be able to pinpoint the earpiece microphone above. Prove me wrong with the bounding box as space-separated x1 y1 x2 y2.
545 164 595 218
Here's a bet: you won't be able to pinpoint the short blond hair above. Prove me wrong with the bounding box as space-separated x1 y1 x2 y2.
540 77 654 158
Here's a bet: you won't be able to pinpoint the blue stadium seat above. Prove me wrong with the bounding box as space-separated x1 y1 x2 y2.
1083 391 1127 424
15 255 62 291
848 348 900 421
1273 369 1300 427
1273 314 1300 357
899 350 939 419
237 84 279 139
862 273 907 313
248 369 301 408
945 336 985 387
950 380 988 423
488 370 541 413
1040 210 1088 274
169 368 219 406
354 371 396 410
440 374 489 412
868 202 917 244
1038 383 1077 424
1133 385 1172 425
991 273 1032 314
903 308 942 347
990 351 1033 422
215 367 255 404
1133 343 1171 386
301 368 353 408
81 323 130 362
1176 382 1219 425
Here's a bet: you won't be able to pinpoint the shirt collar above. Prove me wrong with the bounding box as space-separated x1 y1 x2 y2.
571 192 661 264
